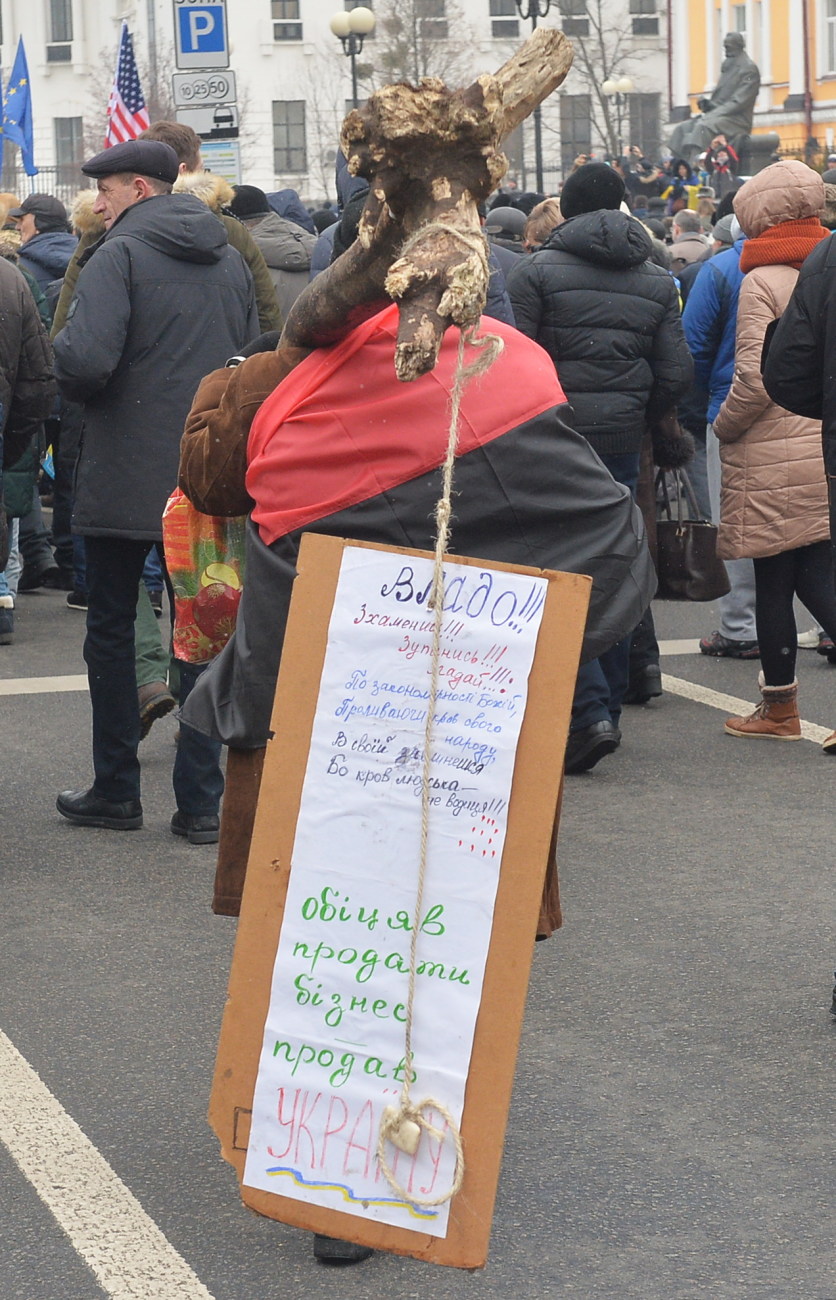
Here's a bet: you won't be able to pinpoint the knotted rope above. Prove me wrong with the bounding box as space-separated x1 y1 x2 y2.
376 320 503 1209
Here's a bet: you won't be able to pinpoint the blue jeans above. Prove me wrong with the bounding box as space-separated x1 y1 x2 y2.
0 519 20 598
73 541 161 599
84 535 222 811
571 451 640 733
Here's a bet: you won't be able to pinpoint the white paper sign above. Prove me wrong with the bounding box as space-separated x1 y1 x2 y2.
243 547 547 1235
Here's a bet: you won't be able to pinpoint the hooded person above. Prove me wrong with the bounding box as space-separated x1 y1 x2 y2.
308 148 371 278
265 187 316 234
507 161 693 767
710 160 836 743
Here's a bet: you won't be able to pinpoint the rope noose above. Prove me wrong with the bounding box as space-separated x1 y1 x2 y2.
376 319 504 1209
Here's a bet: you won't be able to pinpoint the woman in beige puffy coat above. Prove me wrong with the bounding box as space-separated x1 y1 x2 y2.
713 160 836 742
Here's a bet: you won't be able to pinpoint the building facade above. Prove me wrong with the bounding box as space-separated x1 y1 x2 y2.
0 0 669 205
670 0 836 158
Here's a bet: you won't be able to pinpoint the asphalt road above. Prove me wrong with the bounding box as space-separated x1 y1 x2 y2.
1 586 832 1300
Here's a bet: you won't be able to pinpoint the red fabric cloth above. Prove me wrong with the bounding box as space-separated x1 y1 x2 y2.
739 217 828 273
246 304 567 546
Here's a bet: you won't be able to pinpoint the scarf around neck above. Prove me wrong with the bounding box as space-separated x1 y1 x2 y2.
739 217 828 273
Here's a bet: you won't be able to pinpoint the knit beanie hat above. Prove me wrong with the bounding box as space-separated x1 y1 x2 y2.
230 185 271 219
711 213 736 246
560 162 626 219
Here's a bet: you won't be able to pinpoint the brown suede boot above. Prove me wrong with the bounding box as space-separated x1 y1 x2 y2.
725 673 801 740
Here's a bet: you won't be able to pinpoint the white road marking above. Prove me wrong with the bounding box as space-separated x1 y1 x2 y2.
0 1029 216 1300
657 638 701 655
662 673 832 744
0 674 88 695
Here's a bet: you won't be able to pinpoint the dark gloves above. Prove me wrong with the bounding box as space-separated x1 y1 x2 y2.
650 410 695 469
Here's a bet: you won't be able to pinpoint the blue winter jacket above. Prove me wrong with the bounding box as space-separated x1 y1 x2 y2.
681 238 745 424
17 229 77 295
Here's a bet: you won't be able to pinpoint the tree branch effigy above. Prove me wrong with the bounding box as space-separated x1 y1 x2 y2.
280 27 573 381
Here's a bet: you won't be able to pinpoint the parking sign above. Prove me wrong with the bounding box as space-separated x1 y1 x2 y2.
173 0 229 69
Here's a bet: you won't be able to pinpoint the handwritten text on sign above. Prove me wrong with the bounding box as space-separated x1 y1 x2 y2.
243 548 547 1235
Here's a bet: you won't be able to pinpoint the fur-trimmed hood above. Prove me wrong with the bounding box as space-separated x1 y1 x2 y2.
70 190 106 238
173 169 235 213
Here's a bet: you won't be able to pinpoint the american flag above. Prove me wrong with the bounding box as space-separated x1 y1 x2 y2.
105 22 150 147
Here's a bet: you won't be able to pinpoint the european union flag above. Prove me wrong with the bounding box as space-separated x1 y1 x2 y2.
2 38 38 176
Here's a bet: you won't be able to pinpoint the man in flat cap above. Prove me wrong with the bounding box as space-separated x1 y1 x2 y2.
53 138 259 836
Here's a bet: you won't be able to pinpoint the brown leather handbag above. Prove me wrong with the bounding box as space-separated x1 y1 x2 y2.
654 469 730 601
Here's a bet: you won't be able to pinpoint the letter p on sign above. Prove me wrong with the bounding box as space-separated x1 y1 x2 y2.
189 11 215 45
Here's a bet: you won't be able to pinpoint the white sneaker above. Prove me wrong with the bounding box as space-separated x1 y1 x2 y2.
797 627 821 649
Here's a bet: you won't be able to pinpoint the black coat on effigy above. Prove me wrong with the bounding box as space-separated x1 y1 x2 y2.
52 193 259 541
506 210 693 458
180 308 656 748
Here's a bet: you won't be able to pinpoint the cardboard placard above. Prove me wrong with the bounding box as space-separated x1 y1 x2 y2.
209 534 590 1268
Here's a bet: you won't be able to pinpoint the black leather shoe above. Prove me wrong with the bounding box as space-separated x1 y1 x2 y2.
41 566 75 591
564 720 621 774
171 811 220 844
312 1234 374 1265
56 788 143 830
623 663 663 705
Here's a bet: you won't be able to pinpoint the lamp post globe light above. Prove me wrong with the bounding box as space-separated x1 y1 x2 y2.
330 6 376 110
601 75 634 157
513 0 555 192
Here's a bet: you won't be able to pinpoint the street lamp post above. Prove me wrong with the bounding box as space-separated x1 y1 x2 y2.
330 6 376 111
513 0 554 192
601 75 634 156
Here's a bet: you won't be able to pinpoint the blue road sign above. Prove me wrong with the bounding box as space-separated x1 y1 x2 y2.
173 0 229 69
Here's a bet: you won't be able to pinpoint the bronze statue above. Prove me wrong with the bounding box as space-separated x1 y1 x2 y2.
670 33 760 162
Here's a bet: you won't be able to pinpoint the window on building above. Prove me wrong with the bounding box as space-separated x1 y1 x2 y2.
826 0 836 73
560 93 591 175
731 3 746 35
628 91 660 162
54 116 83 184
47 0 73 60
50 0 73 41
272 0 302 41
490 0 519 38
273 100 306 172
559 0 589 37
629 0 658 33
417 0 448 40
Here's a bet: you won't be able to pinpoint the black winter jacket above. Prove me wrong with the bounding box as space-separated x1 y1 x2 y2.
53 193 259 540
0 258 56 565
506 211 693 457
762 232 836 474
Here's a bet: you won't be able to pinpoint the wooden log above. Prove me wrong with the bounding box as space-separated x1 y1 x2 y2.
281 28 573 381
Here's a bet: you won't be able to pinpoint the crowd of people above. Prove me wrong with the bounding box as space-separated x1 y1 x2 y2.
1 113 835 1261
4 123 836 786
